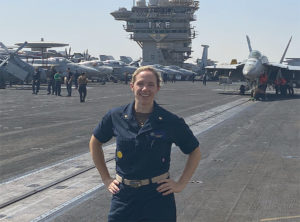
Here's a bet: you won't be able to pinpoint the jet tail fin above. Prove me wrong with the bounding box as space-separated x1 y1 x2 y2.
246 35 252 53
279 36 292 64
200 45 209 69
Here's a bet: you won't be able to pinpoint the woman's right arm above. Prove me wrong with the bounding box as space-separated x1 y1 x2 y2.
89 135 120 194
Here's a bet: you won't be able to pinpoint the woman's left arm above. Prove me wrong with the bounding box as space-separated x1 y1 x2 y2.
157 146 201 195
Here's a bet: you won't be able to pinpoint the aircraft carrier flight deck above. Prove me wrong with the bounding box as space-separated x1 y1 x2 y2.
0 82 299 222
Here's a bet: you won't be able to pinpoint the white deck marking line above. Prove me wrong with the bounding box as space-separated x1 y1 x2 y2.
0 118 93 137
30 184 104 222
260 215 300 221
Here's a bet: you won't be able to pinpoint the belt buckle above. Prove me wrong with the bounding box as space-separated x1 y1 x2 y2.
129 180 142 188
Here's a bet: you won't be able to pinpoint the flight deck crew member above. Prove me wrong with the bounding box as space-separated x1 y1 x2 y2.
32 68 41 94
281 77 287 96
287 80 294 96
66 68 73 96
124 72 129 85
74 69 80 89
259 73 268 92
47 67 56 95
202 73 207 85
274 78 280 95
90 66 201 222
78 72 88 102
54 70 62 96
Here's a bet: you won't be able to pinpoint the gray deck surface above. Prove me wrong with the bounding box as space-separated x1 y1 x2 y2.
0 82 299 222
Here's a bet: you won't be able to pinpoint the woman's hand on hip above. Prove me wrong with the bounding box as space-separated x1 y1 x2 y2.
156 179 185 196
103 178 120 194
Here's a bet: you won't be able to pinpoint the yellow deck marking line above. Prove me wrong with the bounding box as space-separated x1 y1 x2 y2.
260 215 300 221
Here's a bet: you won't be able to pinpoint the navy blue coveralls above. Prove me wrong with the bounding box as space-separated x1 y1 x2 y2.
93 101 199 222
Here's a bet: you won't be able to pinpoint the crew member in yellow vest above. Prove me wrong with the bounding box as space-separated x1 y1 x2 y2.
78 72 88 102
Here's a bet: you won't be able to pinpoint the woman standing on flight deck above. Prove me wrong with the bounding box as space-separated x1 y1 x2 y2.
90 66 201 222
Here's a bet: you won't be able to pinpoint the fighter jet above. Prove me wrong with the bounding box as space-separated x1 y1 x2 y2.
98 55 140 81
166 65 197 80
79 60 113 81
102 60 137 81
0 41 35 88
147 64 168 79
206 35 300 93
150 64 182 80
29 57 104 81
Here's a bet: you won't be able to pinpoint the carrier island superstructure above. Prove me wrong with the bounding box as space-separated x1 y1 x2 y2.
111 0 199 66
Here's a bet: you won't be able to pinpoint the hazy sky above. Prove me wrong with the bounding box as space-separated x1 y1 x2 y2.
0 0 299 63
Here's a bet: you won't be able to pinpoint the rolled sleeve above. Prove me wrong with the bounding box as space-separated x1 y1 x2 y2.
172 118 199 154
93 111 114 143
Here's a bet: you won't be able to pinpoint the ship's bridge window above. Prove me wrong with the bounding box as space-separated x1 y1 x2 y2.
249 50 262 59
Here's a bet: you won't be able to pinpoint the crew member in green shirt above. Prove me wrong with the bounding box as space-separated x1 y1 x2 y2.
54 70 62 96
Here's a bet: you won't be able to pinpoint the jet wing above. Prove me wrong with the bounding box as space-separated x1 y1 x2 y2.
265 62 300 87
265 62 288 69
287 65 300 71
266 62 300 71
205 63 245 82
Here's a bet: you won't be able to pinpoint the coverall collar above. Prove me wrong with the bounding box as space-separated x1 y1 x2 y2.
121 101 164 135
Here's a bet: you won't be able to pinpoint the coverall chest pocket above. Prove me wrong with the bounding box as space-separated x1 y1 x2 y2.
116 137 136 165
147 130 171 164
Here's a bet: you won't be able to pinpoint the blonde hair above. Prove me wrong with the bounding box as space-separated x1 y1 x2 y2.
131 66 162 87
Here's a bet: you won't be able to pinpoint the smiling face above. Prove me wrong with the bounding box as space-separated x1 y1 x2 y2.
130 69 160 108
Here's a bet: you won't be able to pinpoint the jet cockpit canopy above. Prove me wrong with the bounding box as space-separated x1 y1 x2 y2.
248 50 262 59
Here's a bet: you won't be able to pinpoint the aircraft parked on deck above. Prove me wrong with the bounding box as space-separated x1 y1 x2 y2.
0 42 35 88
79 60 113 82
205 35 300 95
166 65 197 80
29 57 104 81
149 64 182 80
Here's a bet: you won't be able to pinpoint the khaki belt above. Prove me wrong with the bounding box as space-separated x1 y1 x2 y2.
116 172 169 188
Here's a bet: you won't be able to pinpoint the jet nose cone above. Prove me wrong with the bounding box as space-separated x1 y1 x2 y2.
243 61 257 80
243 68 255 80
242 67 251 76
